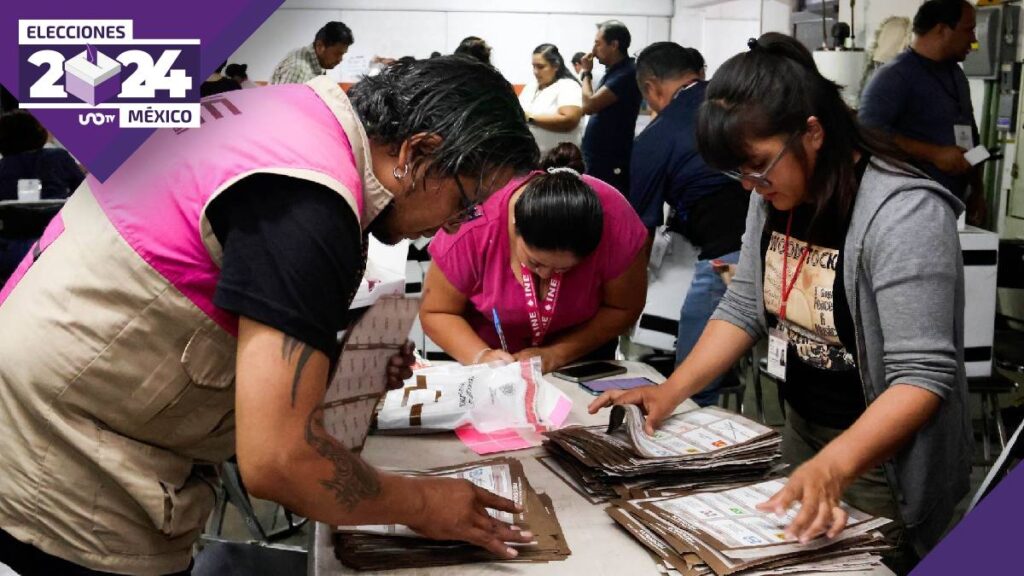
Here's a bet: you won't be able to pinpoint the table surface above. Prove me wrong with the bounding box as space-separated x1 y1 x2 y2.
309 361 895 576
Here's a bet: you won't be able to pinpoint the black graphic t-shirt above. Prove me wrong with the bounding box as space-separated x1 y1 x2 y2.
760 157 871 429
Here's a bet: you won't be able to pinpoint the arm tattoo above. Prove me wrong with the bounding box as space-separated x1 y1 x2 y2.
282 336 315 407
305 405 381 510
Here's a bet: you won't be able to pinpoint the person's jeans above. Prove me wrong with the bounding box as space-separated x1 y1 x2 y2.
675 250 740 406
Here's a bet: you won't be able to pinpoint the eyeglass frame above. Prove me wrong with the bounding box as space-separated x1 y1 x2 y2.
721 131 802 190
442 177 483 229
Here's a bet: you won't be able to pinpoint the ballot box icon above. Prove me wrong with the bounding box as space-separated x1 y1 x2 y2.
64 46 122 106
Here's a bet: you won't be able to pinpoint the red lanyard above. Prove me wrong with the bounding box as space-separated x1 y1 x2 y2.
521 265 562 346
779 211 809 322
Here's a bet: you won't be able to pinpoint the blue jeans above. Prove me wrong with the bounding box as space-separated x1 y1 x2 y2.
675 250 741 406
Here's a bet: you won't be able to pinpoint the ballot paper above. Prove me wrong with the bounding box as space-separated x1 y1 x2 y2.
617 404 776 459
608 479 892 576
321 296 420 451
333 458 571 570
542 406 782 504
376 359 573 454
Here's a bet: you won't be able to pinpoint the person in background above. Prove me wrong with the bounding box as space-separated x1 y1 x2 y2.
859 0 984 224
0 57 539 575
541 142 586 173
0 110 85 282
270 21 353 84
0 111 84 202
591 34 971 575
421 167 648 373
578 20 642 196
225 63 258 89
629 43 749 406
519 44 584 156
430 51 442 59
454 36 492 66
200 61 242 96
571 52 586 76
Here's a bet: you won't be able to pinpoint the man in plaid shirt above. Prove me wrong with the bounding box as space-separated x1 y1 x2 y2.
271 21 353 84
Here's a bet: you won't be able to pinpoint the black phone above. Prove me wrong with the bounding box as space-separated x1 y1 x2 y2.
553 361 628 383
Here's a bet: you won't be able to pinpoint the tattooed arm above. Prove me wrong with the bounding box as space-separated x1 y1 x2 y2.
234 317 531 556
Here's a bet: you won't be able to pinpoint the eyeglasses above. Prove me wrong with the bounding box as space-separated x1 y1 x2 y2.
722 132 800 190
443 178 482 228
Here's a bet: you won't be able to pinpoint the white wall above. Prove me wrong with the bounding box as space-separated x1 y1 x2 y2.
670 0 761 78
230 0 674 85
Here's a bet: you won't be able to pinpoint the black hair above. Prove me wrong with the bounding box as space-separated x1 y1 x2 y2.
430 51 442 59
214 61 227 74
349 56 539 196
397 56 416 65
515 171 603 258
0 110 48 156
315 21 354 47
571 52 586 65
540 142 585 173
913 0 970 35
454 36 491 66
225 63 247 80
597 20 631 56
533 44 580 85
636 42 704 82
685 47 705 71
696 33 908 245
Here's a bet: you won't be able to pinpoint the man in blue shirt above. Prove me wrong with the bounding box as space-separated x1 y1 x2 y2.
860 0 984 223
630 43 748 406
579 20 642 196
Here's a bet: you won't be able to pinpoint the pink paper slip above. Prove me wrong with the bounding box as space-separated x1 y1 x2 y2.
456 425 544 455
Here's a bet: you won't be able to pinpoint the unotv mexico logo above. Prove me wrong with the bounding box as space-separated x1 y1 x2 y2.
18 19 201 129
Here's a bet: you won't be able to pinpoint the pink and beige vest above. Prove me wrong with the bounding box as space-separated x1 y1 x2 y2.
0 77 391 574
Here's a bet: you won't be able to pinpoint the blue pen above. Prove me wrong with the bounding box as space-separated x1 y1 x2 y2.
491 308 509 352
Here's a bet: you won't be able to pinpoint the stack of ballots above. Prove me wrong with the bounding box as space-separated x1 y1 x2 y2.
607 478 892 575
540 405 781 503
333 457 571 570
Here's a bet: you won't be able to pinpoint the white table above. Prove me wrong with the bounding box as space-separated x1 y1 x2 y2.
309 361 894 576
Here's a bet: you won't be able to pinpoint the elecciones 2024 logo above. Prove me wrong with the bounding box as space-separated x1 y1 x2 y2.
17 19 200 129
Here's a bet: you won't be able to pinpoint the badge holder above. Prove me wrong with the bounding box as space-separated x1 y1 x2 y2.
766 325 788 382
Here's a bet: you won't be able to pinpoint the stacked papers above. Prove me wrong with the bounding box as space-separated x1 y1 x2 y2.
541 405 782 503
607 479 892 576
333 458 571 570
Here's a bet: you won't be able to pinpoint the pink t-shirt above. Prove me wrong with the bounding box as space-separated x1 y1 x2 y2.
428 171 647 353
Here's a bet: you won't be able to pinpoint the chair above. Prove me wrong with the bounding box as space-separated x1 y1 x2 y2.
968 415 1024 512
206 460 307 543
967 375 1019 464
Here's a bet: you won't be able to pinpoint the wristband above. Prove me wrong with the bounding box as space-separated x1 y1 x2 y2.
471 348 493 365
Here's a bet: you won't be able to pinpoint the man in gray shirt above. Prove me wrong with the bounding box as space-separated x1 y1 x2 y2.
859 0 985 223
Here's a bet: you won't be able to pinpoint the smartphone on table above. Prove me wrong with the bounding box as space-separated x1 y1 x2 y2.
552 361 627 384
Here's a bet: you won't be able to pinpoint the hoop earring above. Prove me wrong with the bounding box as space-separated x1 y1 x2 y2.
393 163 410 180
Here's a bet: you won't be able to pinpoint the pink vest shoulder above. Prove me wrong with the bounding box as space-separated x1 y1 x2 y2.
89 85 364 335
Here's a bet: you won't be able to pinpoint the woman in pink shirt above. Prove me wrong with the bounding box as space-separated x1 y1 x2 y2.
421 167 648 372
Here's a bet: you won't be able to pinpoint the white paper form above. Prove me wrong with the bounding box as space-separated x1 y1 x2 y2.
623 405 775 459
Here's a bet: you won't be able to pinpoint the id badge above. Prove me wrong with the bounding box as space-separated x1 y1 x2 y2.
954 124 973 150
649 229 671 271
767 327 788 381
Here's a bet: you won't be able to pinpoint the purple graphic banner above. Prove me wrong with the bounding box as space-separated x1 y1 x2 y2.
1 1 284 180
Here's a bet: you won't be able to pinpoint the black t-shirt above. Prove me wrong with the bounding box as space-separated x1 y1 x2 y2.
760 157 872 429
207 173 366 358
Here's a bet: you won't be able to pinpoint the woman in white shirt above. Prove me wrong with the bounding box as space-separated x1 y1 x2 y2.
519 44 584 155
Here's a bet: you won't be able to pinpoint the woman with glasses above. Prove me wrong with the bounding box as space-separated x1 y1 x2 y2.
421 162 648 372
589 33 970 575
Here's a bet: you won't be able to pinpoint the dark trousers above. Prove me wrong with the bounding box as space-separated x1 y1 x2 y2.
0 529 192 576
583 155 630 197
